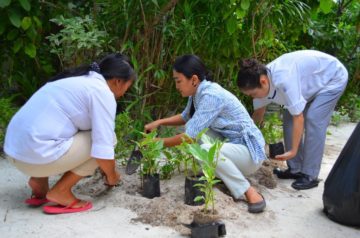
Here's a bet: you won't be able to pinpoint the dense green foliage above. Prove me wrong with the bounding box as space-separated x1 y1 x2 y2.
0 0 359 148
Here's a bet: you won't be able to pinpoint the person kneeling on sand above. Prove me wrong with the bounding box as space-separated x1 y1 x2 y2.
4 53 136 214
145 54 267 213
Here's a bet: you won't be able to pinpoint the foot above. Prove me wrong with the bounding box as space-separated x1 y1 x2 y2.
273 167 302 179
28 177 49 198
248 194 266 214
46 189 89 208
244 187 266 213
291 174 319 190
245 188 263 204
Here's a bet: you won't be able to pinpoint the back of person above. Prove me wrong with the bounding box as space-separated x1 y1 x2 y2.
5 71 116 164
268 50 348 101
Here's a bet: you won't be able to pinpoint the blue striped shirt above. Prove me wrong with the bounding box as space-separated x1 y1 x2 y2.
181 80 266 164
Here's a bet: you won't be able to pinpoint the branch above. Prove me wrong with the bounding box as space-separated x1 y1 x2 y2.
151 0 179 27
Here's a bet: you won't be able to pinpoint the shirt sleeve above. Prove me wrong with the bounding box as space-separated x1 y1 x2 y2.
181 97 192 122
89 89 117 160
280 63 306 115
185 94 223 138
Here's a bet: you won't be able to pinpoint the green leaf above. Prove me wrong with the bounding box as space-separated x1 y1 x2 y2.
18 0 30 11
24 43 36 58
0 0 11 8
8 9 22 27
240 0 250 10
7 29 18 40
235 9 246 19
226 17 237 35
194 196 205 202
319 0 333 14
21 16 31 30
32 16 42 28
12 38 23 53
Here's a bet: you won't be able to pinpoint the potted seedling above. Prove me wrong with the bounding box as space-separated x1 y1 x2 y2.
261 112 284 158
177 130 209 206
183 135 227 238
134 130 163 199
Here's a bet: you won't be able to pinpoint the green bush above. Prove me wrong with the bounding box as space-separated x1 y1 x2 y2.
260 112 283 144
0 98 18 150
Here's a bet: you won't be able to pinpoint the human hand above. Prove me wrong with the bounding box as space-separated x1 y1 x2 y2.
105 169 121 187
274 150 296 161
144 120 161 133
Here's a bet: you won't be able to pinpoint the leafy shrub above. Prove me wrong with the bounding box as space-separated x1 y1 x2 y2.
260 112 283 144
0 98 18 150
114 111 135 164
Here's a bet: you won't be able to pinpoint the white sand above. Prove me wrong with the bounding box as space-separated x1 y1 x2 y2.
0 122 359 238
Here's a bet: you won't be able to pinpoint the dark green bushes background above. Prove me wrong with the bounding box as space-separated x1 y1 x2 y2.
1 0 359 125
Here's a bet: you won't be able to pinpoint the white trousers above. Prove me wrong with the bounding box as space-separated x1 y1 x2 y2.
200 131 262 199
7 131 99 177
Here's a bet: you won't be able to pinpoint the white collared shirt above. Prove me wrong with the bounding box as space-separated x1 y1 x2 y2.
4 71 117 164
253 50 348 115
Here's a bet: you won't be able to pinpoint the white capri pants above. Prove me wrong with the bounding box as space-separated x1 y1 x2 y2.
200 130 262 199
7 131 99 177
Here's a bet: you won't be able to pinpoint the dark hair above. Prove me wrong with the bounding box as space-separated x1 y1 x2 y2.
49 53 136 82
173 54 212 81
237 58 268 90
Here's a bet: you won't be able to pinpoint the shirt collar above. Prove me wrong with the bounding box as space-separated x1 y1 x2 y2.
191 79 210 105
266 75 277 100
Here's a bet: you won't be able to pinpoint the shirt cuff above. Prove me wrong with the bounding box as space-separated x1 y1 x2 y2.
181 111 189 122
91 144 114 160
286 99 306 115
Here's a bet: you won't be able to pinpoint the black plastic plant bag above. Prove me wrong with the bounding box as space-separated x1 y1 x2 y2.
323 123 360 226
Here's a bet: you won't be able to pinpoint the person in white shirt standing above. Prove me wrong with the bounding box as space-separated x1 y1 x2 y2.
4 53 136 214
236 50 348 190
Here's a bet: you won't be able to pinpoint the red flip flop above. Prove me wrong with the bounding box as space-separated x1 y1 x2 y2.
25 196 50 206
43 200 92 214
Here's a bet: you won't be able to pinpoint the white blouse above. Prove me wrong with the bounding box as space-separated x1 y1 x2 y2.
4 71 117 164
253 50 348 115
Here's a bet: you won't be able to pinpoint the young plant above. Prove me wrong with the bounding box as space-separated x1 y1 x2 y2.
260 112 283 144
176 129 208 178
186 136 224 214
114 111 135 164
134 130 163 176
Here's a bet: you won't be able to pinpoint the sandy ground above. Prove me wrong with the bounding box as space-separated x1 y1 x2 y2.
0 122 359 238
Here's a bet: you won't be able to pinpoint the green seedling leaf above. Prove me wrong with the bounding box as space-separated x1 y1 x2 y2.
194 196 205 202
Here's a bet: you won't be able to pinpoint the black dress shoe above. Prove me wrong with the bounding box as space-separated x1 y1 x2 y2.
291 174 319 190
273 168 303 179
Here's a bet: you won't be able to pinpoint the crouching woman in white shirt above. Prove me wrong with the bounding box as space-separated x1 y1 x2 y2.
237 50 348 190
4 53 136 214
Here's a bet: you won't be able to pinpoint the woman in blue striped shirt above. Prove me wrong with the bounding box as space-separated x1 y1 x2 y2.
145 55 267 213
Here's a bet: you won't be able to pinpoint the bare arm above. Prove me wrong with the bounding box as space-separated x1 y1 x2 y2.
275 113 304 161
160 133 192 147
144 114 186 132
252 107 266 126
95 159 120 185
